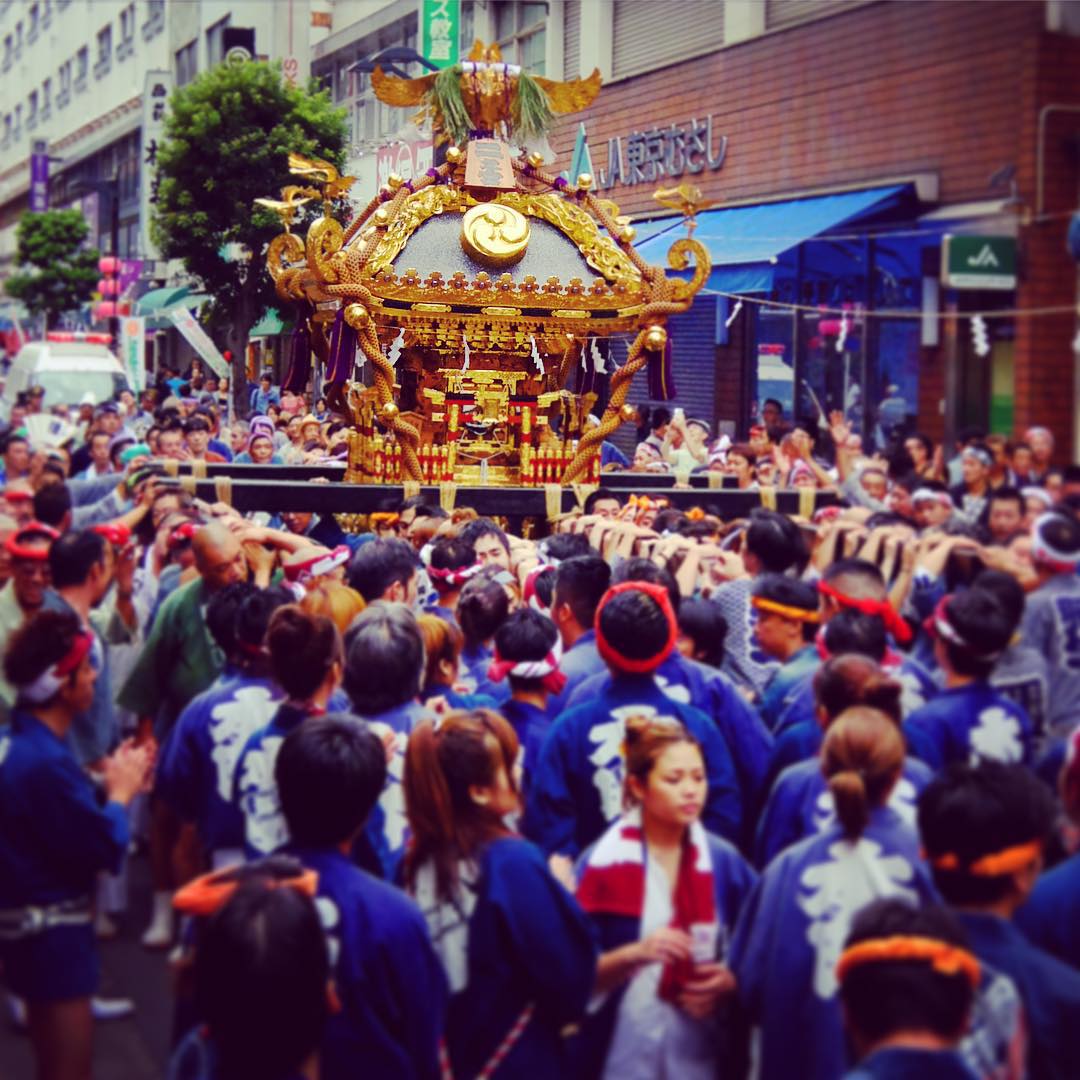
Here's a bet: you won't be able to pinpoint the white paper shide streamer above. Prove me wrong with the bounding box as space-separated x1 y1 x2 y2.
386 327 405 368
589 337 606 373
461 332 471 372
530 335 546 378
725 300 743 329
836 312 850 354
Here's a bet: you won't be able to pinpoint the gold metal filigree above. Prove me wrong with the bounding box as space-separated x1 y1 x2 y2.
307 217 345 284
267 232 305 284
364 186 468 277
495 193 642 287
666 238 711 301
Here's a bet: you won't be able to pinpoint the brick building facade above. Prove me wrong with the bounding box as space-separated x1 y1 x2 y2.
550 0 1080 459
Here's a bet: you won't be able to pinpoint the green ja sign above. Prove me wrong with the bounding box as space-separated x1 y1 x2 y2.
941 235 1017 290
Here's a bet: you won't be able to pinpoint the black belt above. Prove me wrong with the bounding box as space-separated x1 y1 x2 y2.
0 898 92 940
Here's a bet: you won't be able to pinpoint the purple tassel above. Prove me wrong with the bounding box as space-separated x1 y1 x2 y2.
325 308 357 387
647 336 676 401
282 322 312 393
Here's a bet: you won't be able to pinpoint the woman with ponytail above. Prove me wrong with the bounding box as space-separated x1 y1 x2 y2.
755 656 935 867
575 715 757 1079
403 708 596 1079
232 606 344 858
729 708 936 1080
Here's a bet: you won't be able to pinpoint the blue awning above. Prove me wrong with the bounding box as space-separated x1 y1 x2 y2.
635 184 908 294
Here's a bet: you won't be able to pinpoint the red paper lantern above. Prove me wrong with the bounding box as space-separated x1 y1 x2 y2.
95 301 117 319
97 256 121 276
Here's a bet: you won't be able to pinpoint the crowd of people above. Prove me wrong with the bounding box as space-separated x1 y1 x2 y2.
1 365 1080 1080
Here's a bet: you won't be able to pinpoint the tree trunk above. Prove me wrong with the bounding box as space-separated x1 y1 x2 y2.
229 287 258 420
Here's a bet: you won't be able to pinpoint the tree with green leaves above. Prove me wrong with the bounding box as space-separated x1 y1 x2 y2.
4 209 100 329
152 59 348 415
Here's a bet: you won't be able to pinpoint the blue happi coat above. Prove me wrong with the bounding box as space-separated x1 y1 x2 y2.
566 652 773 825
458 643 510 703
774 652 939 738
573 830 758 1079
158 671 283 859
545 629 606 718
0 712 129 1000
283 844 447 1080
354 699 433 880
412 836 596 1079
501 698 550 794
1016 853 1080 971
729 806 938 1080
525 673 741 855
904 682 1034 771
757 644 820 733
958 911 1080 1080
754 755 934 868
845 1047 978 1079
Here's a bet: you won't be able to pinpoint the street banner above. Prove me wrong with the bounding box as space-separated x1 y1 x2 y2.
120 317 147 392
30 140 49 212
420 0 459 68
168 307 230 381
140 70 173 261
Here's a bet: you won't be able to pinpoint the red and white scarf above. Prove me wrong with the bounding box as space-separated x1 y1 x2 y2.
576 807 717 1001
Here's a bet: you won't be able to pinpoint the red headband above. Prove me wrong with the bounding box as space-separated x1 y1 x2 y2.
488 638 566 695
3 489 32 502
817 579 913 644
5 522 59 561
92 522 131 547
594 581 678 674
168 521 197 548
923 594 1004 661
427 561 485 591
18 630 94 704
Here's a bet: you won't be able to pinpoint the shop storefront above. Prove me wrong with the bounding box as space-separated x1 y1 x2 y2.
552 0 1080 454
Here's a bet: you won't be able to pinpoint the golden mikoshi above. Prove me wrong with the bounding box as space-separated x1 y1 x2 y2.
261 40 711 487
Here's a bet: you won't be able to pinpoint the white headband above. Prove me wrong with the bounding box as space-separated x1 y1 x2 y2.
912 487 953 508
1031 513 1080 572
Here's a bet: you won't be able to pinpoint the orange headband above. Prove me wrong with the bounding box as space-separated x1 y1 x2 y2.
930 839 1043 877
837 935 981 990
751 596 821 623
369 512 399 526
173 866 318 916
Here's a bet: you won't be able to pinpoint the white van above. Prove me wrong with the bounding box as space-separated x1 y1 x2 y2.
1 333 131 421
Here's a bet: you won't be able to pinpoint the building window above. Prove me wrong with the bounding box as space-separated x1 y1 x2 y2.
57 60 71 106
493 1 547 75
14 103 22 138
206 16 230 67
175 38 197 86
2 35 11 72
41 77 51 118
42 0 52 28
118 3 135 58
27 90 38 130
28 3 40 44
94 25 112 77
74 45 88 89
14 20 22 58
2 114 11 148
143 0 164 41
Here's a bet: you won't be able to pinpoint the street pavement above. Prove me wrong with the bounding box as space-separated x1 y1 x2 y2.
0 853 172 1080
